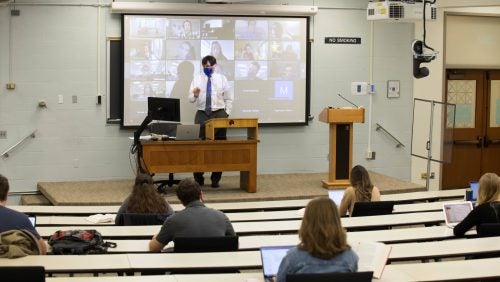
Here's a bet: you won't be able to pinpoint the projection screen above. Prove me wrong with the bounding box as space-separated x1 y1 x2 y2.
122 14 310 127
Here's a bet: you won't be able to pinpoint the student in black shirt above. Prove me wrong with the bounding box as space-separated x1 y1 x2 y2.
454 172 500 237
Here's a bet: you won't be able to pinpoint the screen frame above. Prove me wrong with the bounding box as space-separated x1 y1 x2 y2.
120 13 311 129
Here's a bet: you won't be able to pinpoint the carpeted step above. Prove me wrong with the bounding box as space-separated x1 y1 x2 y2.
21 194 52 206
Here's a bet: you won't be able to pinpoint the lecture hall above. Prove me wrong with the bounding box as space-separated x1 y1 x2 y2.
0 0 499 281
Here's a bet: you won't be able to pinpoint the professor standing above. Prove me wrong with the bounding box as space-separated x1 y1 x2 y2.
188 55 233 188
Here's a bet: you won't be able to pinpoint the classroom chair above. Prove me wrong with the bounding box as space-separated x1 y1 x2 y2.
0 266 45 282
351 201 395 217
115 213 168 226
286 271 373 282
173 235 239 253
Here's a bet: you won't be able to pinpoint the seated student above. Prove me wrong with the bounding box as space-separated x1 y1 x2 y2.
115 173 174 225
148 178 235 252
339 165 381 216
454 172 500 237
276 197 358 282
0 174 47 255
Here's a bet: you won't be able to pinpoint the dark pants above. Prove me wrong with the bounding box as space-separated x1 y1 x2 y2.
194 109 228 184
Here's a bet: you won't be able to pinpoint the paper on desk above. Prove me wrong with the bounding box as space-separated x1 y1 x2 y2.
296 208 305 217
353 241 391 279
86 213 116 223
128 135 154 140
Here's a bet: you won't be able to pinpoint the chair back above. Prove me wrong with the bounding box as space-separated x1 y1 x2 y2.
477 223 500 237
286 271 373 282
351 201 395 217
115 213 167 226
0 266 45 282
173 236 239 253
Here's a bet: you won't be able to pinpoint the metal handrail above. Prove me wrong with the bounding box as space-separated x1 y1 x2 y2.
375 123 405 148
1 130 36 158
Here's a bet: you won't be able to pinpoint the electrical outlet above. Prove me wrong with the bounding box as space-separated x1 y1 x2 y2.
0 131 7 139
365 151 376 160
72 95 78 104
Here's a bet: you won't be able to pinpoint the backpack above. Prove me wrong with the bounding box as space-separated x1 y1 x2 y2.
48 229 116 255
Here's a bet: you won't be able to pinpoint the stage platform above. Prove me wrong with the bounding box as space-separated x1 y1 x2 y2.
24 172 425 206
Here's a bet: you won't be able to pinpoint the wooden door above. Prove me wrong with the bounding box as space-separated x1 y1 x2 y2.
442 70 500 189
483 71 500 174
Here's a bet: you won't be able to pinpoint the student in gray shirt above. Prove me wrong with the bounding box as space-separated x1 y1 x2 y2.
148 178 235 252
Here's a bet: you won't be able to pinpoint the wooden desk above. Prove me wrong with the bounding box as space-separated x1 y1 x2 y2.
141 139 257 193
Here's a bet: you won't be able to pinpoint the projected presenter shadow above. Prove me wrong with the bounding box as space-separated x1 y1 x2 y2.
171 61 194 122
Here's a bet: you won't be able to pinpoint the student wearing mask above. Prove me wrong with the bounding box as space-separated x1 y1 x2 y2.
275 197 358 282
188 55 233 188
454 172 500 237
338 165 381 216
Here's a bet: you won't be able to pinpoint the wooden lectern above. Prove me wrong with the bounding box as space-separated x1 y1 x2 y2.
319 107 365 189
205 118 258 140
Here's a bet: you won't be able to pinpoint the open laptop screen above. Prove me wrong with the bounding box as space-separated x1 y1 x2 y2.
260 246 293 281
28 216 36 227
470 181 479 201
443 202 473 227
328 190 345 206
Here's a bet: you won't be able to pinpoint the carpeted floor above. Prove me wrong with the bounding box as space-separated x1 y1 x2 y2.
30 172 425 206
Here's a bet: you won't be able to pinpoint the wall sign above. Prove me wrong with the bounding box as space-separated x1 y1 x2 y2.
324 37 361 44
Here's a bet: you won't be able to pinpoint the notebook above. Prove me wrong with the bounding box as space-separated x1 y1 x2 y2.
28 216 36 227
328 190 345 206
174 124 200 140
260 245 293 282
443 201 473 228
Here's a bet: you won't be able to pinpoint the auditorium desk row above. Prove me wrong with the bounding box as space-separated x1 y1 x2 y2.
44 236 500 262
35 210 446 227
2 253 499 281
12 188 466 215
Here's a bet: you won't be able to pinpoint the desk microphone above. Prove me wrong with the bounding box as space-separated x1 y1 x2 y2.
338 94 359 108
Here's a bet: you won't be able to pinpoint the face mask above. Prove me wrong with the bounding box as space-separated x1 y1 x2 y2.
203 67 213 77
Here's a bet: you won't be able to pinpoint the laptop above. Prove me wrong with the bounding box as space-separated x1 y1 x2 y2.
174 124 200 141
469 181 479 203
28 215 36 227
260 246 293 282
328 190 345 206
443 201 473 228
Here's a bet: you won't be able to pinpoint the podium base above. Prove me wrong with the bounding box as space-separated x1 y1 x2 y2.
321 179 350 189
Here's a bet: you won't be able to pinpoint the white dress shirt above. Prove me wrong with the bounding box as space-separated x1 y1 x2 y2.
188 73 233 115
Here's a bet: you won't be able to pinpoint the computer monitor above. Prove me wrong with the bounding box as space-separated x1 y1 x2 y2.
147 97 180 122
